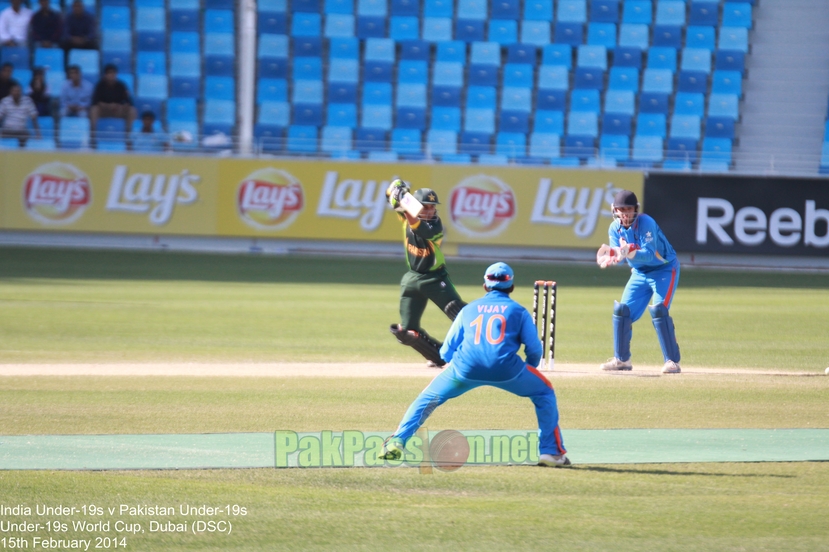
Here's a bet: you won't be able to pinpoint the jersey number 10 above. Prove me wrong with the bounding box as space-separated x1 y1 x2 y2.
470 314 506 345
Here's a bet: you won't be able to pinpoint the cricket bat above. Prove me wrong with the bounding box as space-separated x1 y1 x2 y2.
399 191 423 217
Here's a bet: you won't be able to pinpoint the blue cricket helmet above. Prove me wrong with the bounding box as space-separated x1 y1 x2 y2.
484 262 514 291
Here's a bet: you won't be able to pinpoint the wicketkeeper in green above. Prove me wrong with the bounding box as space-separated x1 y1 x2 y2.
386 179 466 367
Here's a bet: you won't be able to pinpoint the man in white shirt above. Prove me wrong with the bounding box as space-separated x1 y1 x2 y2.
0 0 33 47
0 82 41 146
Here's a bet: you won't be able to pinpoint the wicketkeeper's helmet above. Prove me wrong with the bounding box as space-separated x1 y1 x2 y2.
612 189 639 225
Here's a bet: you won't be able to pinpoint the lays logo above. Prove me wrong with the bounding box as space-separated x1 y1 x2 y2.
449 175 516 237
23 162 92 225
237 168 304 230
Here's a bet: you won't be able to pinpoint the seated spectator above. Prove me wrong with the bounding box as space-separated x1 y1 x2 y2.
30 0 62 48
60 64 92 117
0 82 41 146
0 0 32 47
61 0 96 51
131 111 168 152
90 64 135 145
27 68 52 117
0 62 19 100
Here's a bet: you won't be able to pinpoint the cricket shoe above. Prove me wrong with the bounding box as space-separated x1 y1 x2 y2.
538 454 572 468
661 361 681 374
601 357 633 371
379 439 404 461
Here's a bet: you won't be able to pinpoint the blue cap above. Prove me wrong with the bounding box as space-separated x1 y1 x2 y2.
484 262 514 290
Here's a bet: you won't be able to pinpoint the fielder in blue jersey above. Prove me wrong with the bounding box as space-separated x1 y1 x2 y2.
379 262 570 468
596 190 682 374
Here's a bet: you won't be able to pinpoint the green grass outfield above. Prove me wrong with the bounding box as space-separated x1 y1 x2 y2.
0 246 828 551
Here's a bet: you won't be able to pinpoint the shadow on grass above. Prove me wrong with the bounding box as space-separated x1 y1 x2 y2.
2 247 827 289
574 465 796 478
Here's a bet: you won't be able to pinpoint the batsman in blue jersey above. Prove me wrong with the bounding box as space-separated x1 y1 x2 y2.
379 262 570 468
596 190 681 374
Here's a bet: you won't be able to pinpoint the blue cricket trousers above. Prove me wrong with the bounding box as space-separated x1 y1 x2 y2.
392 364 566 456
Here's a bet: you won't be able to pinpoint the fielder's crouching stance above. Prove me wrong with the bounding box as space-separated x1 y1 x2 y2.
380 263 570 468
386 178 466 368
597 190 682 374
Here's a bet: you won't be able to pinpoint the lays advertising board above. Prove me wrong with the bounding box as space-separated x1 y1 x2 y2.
0 151 643 249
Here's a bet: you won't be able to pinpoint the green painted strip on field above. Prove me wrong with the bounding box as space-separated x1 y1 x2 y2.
0 429 827 470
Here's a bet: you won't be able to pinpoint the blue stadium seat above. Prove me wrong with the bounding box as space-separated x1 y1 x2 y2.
390 16 420 40
34 48 64 74
618 23 649 50
464 107 496 134
204 100 235 126
102 30 132 54
558 0 587 23
396 83 427 107
37 116 55 139
259 10 287 34
206 0 234 8
489 19 518 44
681 48 712 74
715 50 745 74
459 131 491 154
286 125 318 154
554 22 583 46
434 41 466 64
171 31 200 53
642 69 674 94
391 0 418 16
718 27 749 53
632 135 664 163
206 76 236 101
458 0 487 19
171 77 200 97
521 20 551 46
168 98 198 121
689 0 719 26
529 132 560 159
567 110 598 137
538 64 568 89
428 129 459 155
328 81 358 103
563 135 595 159
666 137 698 163
674 92 705 116
362 82 392 104
320 126 352 153
574 67 604 89
293 0 321 12
722 2 752 28
492 0 520 20
136 7 165 31
205 9 234 33
602 112 632 136
355 128 387 151
656 1 686 26
653 25 683 49
259 101 290 126
648 47 677 72
361 104 392 129
523 0 553 21
501 86 532 112
68 50 100 82
206 55 234 77
478 153 509 164
293 13 322 36
608 67 638 92
293 102 323 126
396 106 426 129
432 61 463 87
326 103 357 127
639 92 669 113
137 31 166 51
587 22 616 48
431 106 461 130
502 63 534 88
496 132 526 158
466 85 497 108
613 47 641 68
622 1 651 24
137 75 168 100
577 45 607 70
398 60 429 83
136 52 166 75
400 40 430 60
356 15 386 39
701 137 732 164
455 19 485 42
364 60 393 82
425 0 453 17
26 138 57 151
325 14 355 37
711 70 743 97
604 89 635 115
421 17 451 41
171 9 199 31
670 114 701 140
541 44 571 67
678 70 708 93
328 58 359 83
686 25 716 50
329 37 359 59
293 36 323 56
101 6 130 29
500 110 529 133
432 85 462 107
259 56 288 79
707 93 740 120
293 57 323 80
637 113 666 137
58 117 90 149
507 44 537 65
169 121 199 151
391 128 422 155
705 116 735 139
600 134 629 161
358 0 387 16
102 51 132 74
591 0 619 23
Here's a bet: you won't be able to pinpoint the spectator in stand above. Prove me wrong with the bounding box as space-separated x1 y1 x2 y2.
59 64 92 117
131 111 168 152
27 68 52 117
61 0 96 51
1 62 19 100
30 0 63 48
0 0 33 47
0 82 41 146
90 64 135 145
